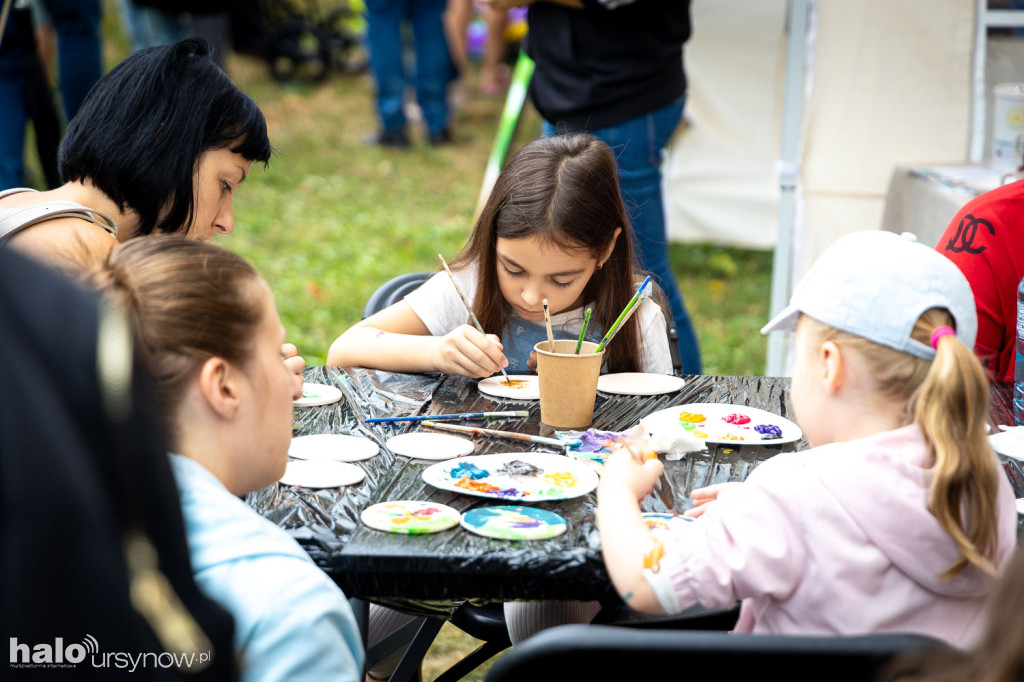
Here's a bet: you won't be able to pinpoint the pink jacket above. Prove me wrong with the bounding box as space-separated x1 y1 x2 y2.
656 424 1018 646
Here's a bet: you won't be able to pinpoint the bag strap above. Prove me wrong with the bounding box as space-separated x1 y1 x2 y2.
0 200 118 244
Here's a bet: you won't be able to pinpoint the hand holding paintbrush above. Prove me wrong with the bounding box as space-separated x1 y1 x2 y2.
438 254 512 383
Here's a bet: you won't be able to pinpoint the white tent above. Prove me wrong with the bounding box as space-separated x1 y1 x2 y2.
666 0 1024 374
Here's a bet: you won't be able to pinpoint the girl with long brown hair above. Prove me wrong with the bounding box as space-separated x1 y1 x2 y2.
598 231 1017 647
328 133 673 377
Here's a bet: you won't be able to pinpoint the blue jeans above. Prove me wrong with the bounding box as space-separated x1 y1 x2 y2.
0 0 101 189
117 0 188 52
364 0 452 135
44 0 103 121
544 96 702 373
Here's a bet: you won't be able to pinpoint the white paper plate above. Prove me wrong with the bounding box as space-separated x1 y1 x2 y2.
423 452 598 502
386 432 475 460
641 402 803 446
293 382 343 407
598 373 685 396
289 433 379 462
278 460 365 488
361 501 461 534
478 375 540 400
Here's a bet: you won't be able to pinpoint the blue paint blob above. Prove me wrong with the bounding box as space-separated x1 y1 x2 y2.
448 462 488 480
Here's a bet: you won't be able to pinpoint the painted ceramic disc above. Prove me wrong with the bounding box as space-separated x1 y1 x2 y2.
642 512 694 535
360 501 461 535
597 373 685 396
422 452 598 502
293 382 343 407
386 432 475 460
278 460 365 488
641 402 803 445
478 375 540 400
461 505 567 540
289 433 379 462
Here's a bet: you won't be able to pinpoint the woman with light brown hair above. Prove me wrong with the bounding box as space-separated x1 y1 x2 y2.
94 236 363 682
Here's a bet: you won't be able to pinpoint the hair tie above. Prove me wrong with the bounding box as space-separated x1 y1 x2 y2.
930 325 956 349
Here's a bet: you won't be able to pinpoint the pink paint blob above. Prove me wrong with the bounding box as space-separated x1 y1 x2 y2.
723 413 751 425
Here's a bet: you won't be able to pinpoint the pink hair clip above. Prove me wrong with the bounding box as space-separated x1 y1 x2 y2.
930 325 956 349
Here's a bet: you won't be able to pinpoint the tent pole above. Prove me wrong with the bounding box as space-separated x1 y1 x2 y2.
970 0 987 164
767 0 809 376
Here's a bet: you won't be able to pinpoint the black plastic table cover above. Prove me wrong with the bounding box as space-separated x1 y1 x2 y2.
248 367 1023 615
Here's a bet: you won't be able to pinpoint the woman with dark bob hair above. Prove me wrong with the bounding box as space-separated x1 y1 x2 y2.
0 38 271 274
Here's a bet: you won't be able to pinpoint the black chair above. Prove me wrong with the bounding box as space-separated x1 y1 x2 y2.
484 624 951 682
360 271 511 681
362 272 433 319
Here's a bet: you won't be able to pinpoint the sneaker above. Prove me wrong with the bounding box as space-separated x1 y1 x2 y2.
365 129 410 148
427 128 453 146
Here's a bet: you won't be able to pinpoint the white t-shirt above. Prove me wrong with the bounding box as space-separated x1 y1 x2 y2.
405 268 673 374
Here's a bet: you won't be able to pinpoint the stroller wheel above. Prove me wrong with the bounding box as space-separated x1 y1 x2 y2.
267 18 331 84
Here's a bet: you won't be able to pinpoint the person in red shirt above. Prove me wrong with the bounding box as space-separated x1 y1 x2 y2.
936 179 1024 382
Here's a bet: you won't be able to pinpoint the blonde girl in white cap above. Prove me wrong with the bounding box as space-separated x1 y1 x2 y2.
597 230 1018 647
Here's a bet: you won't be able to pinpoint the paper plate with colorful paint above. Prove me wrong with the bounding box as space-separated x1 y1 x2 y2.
278 460 365 488
642 512 694 535
289 433 380 462
386 431 475 460
294 382 343 407
478 375 540 400
598 373 686 396
641 403 803 446
461 505 568 540
360 500 461 534
422 452 598 502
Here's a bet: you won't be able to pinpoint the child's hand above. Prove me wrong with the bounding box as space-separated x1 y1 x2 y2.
433 324 509 378
281 343 305 394
526 350 537 372
684 482 740 518
598 449 664 502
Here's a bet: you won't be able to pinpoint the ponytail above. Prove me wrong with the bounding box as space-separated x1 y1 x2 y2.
912 310 1001 579
803 310 1001 579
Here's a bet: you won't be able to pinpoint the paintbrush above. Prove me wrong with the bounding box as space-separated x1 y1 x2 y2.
574 307 592 354
438 253 511 384
421 421 578 449
542 298 555 351
366 410 529 424
594 276 652 353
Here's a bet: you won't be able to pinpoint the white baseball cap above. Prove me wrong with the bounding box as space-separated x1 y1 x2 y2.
760 231 977 360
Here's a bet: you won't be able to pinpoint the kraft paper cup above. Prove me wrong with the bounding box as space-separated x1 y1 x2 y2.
534 340 604 428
